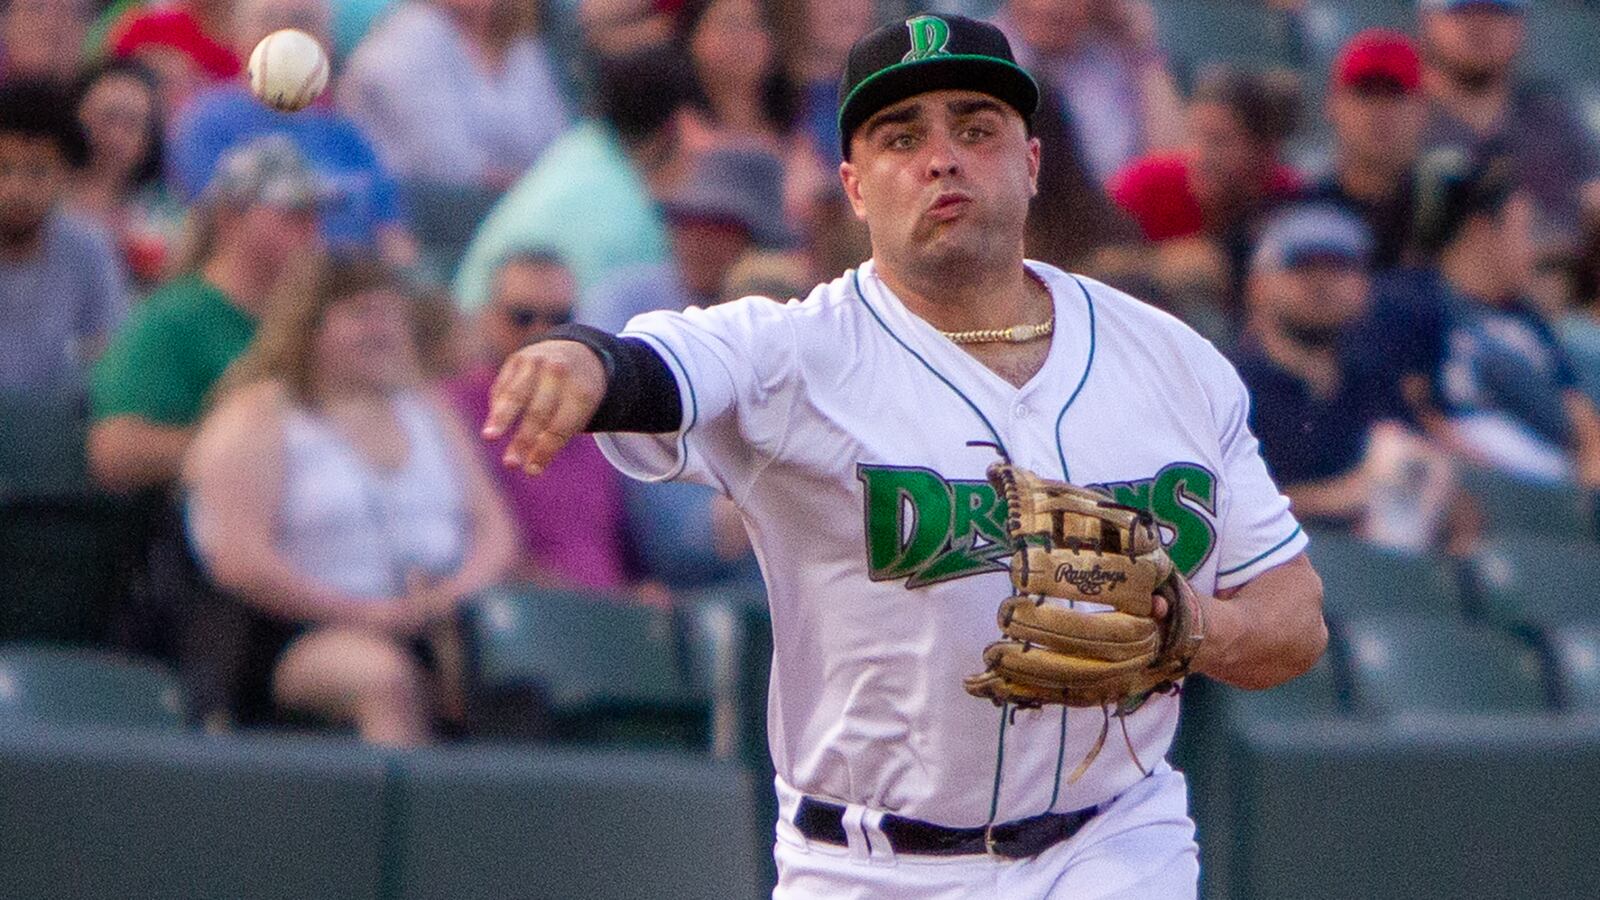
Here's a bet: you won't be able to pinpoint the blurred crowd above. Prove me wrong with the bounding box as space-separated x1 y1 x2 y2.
5 0 1600 746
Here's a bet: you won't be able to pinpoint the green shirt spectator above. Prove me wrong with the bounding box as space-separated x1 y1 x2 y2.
451 121 667 312
87 134 321 495
90 274 254 425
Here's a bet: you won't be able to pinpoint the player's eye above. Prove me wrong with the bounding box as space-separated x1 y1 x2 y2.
960 126 993 142
886 132 917 151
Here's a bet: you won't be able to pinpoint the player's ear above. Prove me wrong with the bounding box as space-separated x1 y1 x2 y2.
839 159 870 222
1027 136 1041 198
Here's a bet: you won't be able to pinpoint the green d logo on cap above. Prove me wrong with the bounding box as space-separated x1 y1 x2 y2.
903 15 952 62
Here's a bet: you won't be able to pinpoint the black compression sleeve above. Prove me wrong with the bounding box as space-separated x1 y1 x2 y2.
538 324 683 433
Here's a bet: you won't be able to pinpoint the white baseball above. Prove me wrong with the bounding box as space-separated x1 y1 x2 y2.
247 29 330 113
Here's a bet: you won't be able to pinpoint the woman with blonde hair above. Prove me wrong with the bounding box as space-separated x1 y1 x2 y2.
184 254 516 745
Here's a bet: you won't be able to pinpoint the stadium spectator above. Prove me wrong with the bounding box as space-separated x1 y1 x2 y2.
105 2 240 118
0 78 129 393
677 0 797 145
339 0 571 188
1418 0 1600 246
331 0 400 58
445 250 635 591
185 256 516 745
777 0 875 169
1110 65 1302 245
1236 204 1411 529
584 146 789 331
1303 29 1428 271
576 0 675 61
89 135 321 494
69 59 182 289
0 0 90 85
1000 0 1183 185
168 0 416 263
984 0 1154 268
451 48 706 311
1561 209 1600 402
1110 65 1303 323
1406 149 1600 487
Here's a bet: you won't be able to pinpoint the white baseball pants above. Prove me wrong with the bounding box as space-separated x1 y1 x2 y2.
772 763 1199 899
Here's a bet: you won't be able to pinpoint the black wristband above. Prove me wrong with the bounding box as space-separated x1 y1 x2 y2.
538 324 683 433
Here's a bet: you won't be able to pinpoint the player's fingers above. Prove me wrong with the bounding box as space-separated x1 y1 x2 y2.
482 353 541 440
507 361 574 470
514 379 597 476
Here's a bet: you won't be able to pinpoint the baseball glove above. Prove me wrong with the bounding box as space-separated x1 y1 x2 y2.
963 462 1205 715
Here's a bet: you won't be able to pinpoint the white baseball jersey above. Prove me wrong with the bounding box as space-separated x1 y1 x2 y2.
597 259 1305 827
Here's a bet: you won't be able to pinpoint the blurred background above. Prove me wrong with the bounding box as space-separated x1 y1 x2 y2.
4 0 1600 897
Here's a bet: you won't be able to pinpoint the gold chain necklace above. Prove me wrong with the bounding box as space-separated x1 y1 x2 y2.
937 314 1055 345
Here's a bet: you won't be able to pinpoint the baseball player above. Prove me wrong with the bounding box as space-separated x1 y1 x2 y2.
483 14 1326 898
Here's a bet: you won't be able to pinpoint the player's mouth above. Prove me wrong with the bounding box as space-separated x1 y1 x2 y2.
926 191 973 222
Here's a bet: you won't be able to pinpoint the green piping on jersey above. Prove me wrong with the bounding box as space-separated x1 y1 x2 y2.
626 331 699 481
850 268 1009 458
1047 706 1069 812
1054 276 1098 482
986 702 1011 827
1217 525 1304 577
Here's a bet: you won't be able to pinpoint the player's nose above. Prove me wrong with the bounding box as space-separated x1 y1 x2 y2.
923 133 962 180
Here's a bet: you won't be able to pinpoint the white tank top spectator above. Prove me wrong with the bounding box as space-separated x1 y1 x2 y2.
184 256 516 745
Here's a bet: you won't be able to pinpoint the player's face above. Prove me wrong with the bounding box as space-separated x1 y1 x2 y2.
1421 8 1524 83
1328 83 1425 170
315 287 417 391
840 90 1040 281
485 260 576 361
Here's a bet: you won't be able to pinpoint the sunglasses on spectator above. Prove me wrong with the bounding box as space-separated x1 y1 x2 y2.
503 307 573 329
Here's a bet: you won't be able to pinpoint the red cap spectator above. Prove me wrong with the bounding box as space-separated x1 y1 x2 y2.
108 7 240 116
1332 29 1421 95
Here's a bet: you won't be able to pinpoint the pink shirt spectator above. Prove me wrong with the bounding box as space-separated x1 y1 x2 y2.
446 364 631 591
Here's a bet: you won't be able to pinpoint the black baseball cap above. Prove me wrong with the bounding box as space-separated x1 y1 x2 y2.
837 13 1039 160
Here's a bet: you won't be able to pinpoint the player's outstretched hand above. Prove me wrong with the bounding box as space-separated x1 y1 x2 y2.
482 340 607 476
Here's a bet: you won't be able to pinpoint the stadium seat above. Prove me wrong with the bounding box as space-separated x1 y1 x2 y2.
0 728 390 900
1226 718 1600 900
0 644 189 730
0 389 91 499
1455 466 1593 539
461 585 709 748
389 745 769 900
1338 612 1551 716
1524 3 1600 84
1150 0 1297 77
1467 533 1600 628
1303 529 1464 617
0 496 128 645
1224 653 1348 726
1540 624 1600 712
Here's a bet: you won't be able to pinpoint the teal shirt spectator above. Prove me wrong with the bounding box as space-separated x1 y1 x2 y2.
331 0 398 60
451 121 667 312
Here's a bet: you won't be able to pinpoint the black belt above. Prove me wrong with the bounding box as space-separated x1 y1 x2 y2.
793 796 1098 860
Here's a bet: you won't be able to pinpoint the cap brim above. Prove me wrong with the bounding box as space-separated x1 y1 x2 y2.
839 56 1040 159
